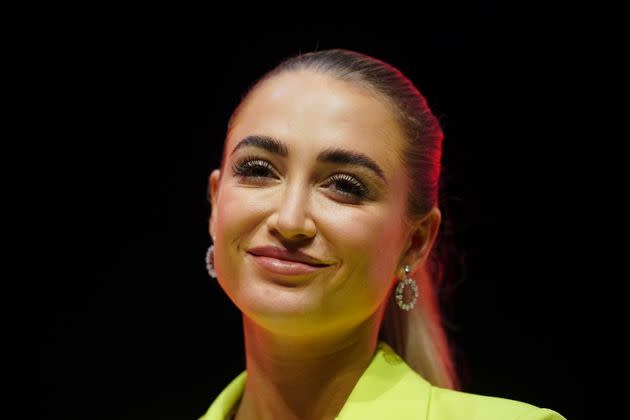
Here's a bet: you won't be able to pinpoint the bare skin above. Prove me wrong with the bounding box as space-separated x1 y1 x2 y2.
235 311 382 420
208 70 441 420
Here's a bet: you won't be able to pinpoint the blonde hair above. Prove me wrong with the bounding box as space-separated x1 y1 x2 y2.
380 263 459 389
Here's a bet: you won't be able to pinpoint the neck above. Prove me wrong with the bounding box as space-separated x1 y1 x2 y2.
234 312 384 420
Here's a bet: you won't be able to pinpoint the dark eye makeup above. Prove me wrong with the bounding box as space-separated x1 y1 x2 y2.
231 155 371 201
231 157 275 181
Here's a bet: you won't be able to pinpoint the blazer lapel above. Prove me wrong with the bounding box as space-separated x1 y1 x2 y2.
336 342 431 419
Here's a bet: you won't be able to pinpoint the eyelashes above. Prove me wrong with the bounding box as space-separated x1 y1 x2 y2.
231 155 370 201
231 158 274 180
325 173 368 199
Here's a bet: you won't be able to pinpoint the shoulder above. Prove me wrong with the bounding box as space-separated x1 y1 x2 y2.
340 341 566 420
198 371 246 420
428 386 567 420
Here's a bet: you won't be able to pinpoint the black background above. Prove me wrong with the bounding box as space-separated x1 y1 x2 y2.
38 6 596 420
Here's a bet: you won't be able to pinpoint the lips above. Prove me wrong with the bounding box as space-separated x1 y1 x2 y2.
246 246 335 277
246 246 332 267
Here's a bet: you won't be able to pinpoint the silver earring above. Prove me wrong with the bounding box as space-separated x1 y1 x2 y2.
205 237 217 278
395 264 418 311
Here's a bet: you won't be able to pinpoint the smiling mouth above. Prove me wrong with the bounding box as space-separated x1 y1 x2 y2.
247 253 333 276
246 246 332 266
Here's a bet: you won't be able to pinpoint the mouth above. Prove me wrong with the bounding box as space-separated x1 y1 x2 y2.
246 247 334 276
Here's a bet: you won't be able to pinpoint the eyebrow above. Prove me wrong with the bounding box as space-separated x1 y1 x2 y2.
232 135 289 158
230 135 386 181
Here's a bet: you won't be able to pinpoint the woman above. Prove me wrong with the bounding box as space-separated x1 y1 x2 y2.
200 49 565 420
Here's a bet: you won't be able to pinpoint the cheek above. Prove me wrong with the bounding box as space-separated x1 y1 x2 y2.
331 210 402 252
320 202 406 292
212 185 267 294
216 186 261 238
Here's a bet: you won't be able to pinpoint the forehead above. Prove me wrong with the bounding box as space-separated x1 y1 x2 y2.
227 71 405 172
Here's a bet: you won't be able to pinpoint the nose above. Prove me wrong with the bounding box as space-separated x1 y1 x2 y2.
269 181 317 241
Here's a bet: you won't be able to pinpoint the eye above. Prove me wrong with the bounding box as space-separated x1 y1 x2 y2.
324 173 369 201
231 156 277 182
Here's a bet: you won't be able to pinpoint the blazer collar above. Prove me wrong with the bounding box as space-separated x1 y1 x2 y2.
336 341 431 419
200 341 431 420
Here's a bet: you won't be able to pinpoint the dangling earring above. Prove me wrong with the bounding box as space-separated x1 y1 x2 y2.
395 264 418 311
205 236 217 278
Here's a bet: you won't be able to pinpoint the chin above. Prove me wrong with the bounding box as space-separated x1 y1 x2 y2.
237 284 330 333
244 280 314 312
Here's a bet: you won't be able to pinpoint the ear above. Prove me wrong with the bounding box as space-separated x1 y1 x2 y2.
397 207 441 278
208 169 221 240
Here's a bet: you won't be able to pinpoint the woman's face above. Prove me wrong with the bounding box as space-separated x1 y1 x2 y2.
209 70 418 338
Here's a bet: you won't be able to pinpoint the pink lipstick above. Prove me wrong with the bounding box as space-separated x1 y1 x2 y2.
247 246 333 276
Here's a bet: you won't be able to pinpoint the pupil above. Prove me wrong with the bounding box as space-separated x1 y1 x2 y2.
252 167 267 177
340 180 357 193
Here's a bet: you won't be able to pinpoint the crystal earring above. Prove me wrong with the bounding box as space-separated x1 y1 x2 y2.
205 236 217 278
395 264 418 311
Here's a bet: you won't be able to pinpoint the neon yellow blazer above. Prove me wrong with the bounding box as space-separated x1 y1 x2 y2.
199 341 566 419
